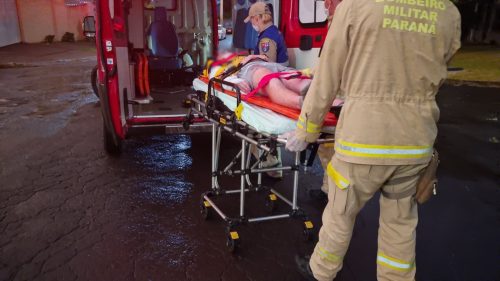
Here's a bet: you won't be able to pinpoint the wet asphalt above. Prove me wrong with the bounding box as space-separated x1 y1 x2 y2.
0 43 499 281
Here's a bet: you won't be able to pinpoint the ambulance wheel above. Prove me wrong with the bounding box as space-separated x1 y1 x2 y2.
103 122 122 155
91 65 98 97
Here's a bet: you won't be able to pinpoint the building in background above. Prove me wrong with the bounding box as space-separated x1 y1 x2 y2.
0 0 95 47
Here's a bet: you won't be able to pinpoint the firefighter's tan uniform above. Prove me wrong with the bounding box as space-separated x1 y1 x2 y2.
295 0 461 280
318 141 335 193
316 0 341 194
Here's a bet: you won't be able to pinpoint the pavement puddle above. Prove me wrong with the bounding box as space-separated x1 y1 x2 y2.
0 97 30 108
0 62 39 69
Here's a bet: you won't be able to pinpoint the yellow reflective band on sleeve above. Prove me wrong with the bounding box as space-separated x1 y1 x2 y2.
335 140 432 159
326 162 349 190
318 246 342 263
297 116 321 134
377 252 414 272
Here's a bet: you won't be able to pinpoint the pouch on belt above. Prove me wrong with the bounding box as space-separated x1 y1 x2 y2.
415 149 439 204
381 149 440 204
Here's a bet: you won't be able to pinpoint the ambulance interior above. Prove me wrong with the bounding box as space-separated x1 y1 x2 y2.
118 0 215 117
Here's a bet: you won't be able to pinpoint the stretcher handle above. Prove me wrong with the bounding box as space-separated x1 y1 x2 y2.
209 77 243 105
275 137 335 145
305 144 320 167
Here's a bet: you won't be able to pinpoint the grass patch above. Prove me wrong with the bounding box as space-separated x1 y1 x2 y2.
448 45 500 82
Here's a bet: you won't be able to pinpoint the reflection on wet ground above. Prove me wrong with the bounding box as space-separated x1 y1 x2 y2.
135 176 193 206
132 135 193 173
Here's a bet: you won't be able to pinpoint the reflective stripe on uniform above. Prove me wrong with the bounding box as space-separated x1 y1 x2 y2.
377 252 414 272
336 139 432 159
326 162 349 189
318 246 343 263
297 116 321 134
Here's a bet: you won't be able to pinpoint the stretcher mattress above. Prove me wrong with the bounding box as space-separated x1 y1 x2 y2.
193 77 336 135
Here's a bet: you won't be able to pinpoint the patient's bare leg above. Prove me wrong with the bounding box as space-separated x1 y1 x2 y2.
250 68 302 109
280 78 311 95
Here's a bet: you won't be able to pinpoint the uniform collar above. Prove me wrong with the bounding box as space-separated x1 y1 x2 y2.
259 23 274 35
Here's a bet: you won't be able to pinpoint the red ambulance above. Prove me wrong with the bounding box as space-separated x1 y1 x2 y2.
85 0 329 154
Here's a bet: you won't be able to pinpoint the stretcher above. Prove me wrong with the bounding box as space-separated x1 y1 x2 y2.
184 68 337 252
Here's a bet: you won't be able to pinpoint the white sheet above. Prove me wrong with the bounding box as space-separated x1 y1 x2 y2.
193 78 335 135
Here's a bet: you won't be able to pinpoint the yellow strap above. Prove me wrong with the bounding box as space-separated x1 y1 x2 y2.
214 66 225 77
203 59 213 77
301 68 313 77
235 103 244 120
231 56 244 67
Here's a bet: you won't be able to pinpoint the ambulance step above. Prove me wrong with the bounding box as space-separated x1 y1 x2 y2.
128 96 154 105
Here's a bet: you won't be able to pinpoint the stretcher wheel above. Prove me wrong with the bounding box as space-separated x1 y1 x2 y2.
265 193 277 213
200 200 212 220
226 231 240 253
303 220 314 241
303 228 313 241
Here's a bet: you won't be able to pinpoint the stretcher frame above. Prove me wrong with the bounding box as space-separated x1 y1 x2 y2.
184 76 335 252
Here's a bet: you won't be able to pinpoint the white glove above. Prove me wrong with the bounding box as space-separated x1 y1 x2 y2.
282 131 308 152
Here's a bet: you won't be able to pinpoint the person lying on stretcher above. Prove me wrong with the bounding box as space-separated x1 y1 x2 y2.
211 54 344 110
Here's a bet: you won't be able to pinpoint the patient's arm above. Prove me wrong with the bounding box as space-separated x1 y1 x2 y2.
236 79 252 93
241 54 268 65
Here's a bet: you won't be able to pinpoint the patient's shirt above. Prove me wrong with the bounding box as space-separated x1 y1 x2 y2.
237 61 294 89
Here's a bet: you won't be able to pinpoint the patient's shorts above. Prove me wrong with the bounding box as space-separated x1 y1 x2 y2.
237 61 295 87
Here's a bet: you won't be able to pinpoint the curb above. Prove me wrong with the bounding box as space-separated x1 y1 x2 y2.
445 79 500 88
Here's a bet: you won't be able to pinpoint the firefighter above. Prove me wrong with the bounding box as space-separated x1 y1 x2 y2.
244 2 289 66
325 0 342 25
314 0 343 198
285 0 461 280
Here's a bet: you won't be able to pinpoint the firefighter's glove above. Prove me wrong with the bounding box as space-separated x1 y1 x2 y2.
282 131 308 152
